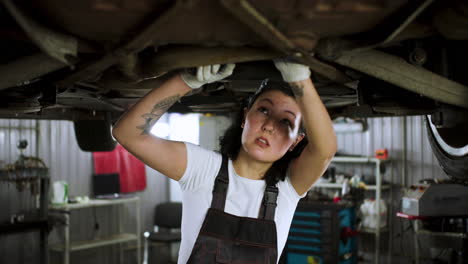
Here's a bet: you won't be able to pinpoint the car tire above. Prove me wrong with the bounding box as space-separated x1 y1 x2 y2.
426 116 468 184
74 118 116 152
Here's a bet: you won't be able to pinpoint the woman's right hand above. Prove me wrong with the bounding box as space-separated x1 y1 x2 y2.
181 64 236 89
112 63 236 181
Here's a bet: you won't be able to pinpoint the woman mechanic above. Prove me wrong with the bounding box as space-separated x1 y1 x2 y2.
112 60 337 263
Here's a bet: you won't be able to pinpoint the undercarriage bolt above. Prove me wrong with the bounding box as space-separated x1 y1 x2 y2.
294 52 303 58
409 48 427 66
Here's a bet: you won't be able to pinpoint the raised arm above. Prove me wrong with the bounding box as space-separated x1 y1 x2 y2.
274 60 337 195
112 64 235 181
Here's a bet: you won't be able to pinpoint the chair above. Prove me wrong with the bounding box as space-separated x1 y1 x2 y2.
143 202 182 264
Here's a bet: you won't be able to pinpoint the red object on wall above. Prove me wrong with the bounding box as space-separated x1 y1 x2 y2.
93 145 147 193
375 148 388 160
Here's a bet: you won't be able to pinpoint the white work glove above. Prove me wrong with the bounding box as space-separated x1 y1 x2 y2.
273 59 310 82
180 64 235 89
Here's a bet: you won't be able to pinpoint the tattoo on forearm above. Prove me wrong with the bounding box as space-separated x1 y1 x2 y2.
289 83 304 98
137 95 180 135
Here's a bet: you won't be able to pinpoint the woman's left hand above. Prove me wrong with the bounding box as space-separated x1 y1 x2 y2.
274 59 337 196
273 59 311 83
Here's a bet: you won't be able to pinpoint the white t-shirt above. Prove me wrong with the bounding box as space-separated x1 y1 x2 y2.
177 142 305 264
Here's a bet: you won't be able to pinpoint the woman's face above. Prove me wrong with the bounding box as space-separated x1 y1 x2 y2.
241 90 304 163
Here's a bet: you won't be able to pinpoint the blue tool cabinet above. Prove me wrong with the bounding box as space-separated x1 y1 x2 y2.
284 200 358 264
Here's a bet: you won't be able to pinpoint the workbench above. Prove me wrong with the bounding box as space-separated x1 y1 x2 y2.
49 196 141 264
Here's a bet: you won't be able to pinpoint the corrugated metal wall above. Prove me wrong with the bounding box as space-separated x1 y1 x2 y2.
0 119 38 164
333 116 447 261
0 119 168 264
335 116 446 185
37 120 93 197
0 119 40 264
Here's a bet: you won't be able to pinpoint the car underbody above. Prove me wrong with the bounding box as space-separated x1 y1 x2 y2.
0 0 467 182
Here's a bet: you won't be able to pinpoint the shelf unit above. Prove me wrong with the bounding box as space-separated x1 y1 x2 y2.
49 233 138 252
0 167 49 264
49 196 141 264
312 156 392 264
314 183 391 191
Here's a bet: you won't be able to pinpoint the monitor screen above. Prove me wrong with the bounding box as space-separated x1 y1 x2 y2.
92 173 120 198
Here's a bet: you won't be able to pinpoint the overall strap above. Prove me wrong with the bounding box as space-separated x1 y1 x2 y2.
258 184 279 221
210 155 229 210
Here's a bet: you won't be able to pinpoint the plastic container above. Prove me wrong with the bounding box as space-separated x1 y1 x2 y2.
51 181 68 204
359 199 387 229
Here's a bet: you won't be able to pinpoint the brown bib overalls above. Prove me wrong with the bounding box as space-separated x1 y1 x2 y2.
187 155 279 264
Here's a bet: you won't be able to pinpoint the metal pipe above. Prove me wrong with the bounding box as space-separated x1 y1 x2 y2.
220 0 352 84
322 0 436 56
64 213 70 264
334 49 468 109
375 159 381 264
402 116 407 187
56 0 185 88
136 198 141 264
118 54 141 81
35 120 40 185
142 46 282 79
2 0 77 64
383 0 435 45
0 54 66 90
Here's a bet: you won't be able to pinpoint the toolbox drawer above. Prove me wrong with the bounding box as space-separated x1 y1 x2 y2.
285 201 358 264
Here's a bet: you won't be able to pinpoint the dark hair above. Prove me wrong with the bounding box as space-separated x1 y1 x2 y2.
219 79 308 186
